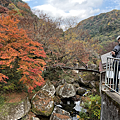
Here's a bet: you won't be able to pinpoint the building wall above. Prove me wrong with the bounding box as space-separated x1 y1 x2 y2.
101 91 120 120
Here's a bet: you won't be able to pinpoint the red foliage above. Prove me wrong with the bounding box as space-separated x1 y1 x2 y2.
0 15 46 91
0 5 8 13
17 2 31 10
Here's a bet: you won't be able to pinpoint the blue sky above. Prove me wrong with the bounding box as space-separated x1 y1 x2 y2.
23 0 120 24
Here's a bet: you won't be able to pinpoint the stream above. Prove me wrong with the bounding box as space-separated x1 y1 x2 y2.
37 98 86 120
37 91 88 120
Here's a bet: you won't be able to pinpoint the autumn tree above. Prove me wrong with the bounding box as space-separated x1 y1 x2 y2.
18 11 63 49
15 10 92 80
100 41 117 55
18 12 89 68
0 15 46 92
46 34 89 68
0 0 11 7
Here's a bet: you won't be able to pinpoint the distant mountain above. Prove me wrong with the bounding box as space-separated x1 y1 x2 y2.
1 0 119 55
69 9 120 44
0 0 24 7
0 0 32 16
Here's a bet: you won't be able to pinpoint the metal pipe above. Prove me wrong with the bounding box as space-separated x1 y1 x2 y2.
105 57 120 95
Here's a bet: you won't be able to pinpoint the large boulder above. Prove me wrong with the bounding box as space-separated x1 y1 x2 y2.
78 76 97 88
88 64 98 70
76 87 86 96
41 80 55 96
20 111 40 120
50 106 72 120
31 90 54 116
89 81 96 88
73 83 80 89
78 76 87 86
0 96 31 120
56 83 76 98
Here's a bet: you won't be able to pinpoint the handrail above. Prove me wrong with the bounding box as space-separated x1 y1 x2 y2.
105 57 120 95
45 66 100 73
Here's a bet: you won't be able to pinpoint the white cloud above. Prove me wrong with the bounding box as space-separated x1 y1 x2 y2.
34 4 65 17
22 0 31 1
47 0 103 10
33 0 103 23
113 0 120 9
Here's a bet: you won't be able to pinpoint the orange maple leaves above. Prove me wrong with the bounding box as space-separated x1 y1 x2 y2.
0 15 46 91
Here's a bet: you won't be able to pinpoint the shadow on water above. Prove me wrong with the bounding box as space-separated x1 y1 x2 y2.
36 115 50 120
59 98 83 120
60 98 79 116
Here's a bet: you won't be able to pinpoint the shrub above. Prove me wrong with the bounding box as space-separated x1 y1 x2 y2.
79 94 101 120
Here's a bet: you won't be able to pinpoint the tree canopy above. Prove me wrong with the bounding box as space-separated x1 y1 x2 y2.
0 15 46 92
